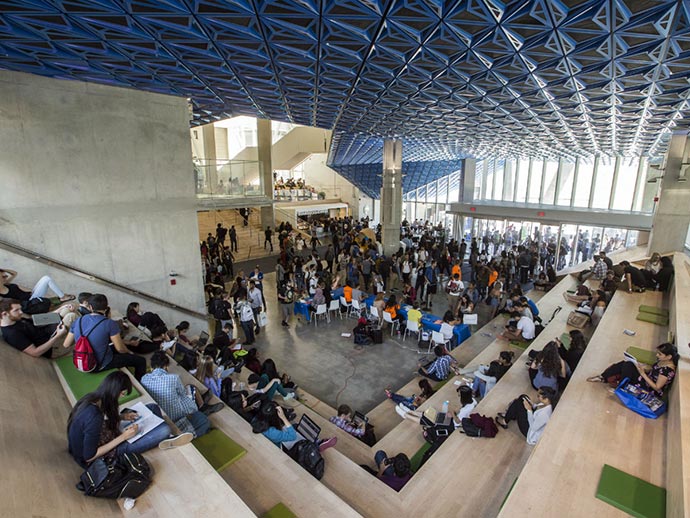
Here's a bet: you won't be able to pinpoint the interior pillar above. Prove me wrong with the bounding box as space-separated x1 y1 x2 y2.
381 139 403 255
462 158 476 202
201 123 218 192
257 118 275 230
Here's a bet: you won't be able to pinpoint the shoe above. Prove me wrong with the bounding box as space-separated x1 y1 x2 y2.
587 375 604 382
158 432 194 450
495 416 508 429
123 498 136 510
202 390 214 405
282 392 295 401
395 405 407 419
281 321 288 327
318 436 337 452
200 402 224 416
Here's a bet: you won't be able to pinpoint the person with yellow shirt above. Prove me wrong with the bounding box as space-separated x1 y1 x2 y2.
405 302 422 329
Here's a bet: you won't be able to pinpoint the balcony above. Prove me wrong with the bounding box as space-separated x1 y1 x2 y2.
194 159 264 199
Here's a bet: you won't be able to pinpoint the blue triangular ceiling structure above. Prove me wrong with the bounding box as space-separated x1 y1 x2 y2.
1 0 690 197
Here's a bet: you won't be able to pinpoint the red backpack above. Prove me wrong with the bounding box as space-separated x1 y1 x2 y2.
73 317 108 372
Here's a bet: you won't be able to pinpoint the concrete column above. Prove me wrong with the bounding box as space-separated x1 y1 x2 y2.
462 158 477 202
201 123 218 192
380 139 403 255
648 130 690 253
257 118 274 229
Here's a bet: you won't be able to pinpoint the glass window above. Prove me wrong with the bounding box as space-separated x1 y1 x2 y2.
612 157 639 211
528 159 543 204
484 160 495 201
542 160 558 205
573 158 594 207
602 227 627 253
493 160 505 201
407 189 416 202
475 161 484 199
557 160 575 206
437 176 448 205
427 180 437 205
448 170 461 203
417 185 426 204
515 158 529 203
592 156 615 209
503 159 515 202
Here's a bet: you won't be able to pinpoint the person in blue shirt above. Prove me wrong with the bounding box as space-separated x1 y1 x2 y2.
423 260 440 309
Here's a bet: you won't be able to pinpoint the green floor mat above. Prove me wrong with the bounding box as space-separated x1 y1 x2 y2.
596 464 666 518
626 346 657 365
409 442 432 473
434 378 450 391
509 340 530 349
261 503 297 518
192 428 246 472
54 355 140 403
636 313 669 326
638 305 669 318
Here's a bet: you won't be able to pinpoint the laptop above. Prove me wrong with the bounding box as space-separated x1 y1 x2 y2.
296 414 321 443
196 331 209 349
353 411 369 426
31 313 62 327
423 407 449 425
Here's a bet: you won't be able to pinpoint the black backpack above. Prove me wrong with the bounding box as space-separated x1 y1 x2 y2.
77 452 152 499
287 440 324 480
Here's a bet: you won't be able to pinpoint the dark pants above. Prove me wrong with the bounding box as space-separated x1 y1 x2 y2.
102 351 147 380
504 395 530 438
520 266 529 284
418 363 443 382
601 361 638 383
241 320 255 344
230 238 238 252
264 238 273 251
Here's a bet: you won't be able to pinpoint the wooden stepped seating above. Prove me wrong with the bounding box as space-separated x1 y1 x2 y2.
496 288 668 517
164 362 363 518
261 503 297 518
192 428 247 472
596 464 666 518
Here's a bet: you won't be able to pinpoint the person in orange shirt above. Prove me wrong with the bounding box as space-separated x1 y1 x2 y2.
488 267 498 288
384 295 404 328
343 282 353 303
451 261 462 281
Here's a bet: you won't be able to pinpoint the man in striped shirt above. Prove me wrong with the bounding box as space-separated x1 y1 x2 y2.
418 345 459 381
329 405 366 438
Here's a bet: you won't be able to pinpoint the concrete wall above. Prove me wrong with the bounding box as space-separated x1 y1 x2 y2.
0 71 206 316
300 153 360 215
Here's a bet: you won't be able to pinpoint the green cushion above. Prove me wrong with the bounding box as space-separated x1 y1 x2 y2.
192 428 246 472
636 313 669 326
509 340 530 349
54 355 140 404
596 464 666 518
261 503 297 518
434 378 450 391
559 333 571 350
409 442 432 473
638 305 669 318
626 346 658 366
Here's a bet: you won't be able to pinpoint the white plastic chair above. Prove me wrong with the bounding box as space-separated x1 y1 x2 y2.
370 305 381 325
430 330 450 353
313 304 328 326
340 296 351 316
328 299 341 320
404 319 421 342
350 299 362 318
440 322 455 350
382 311 400 336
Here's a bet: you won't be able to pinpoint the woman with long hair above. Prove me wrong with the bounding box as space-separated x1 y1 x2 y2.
587 343 678 397
528 341 570 392
67 371 192 469
495 386 558 445
385 379 434 410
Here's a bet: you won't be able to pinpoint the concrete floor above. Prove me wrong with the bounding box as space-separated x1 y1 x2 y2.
236 269 544 414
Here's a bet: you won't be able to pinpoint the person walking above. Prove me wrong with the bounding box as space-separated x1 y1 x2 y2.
264 226 273 252
229 225 238 252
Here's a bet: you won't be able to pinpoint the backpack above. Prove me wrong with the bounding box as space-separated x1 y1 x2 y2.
464 413 499 438
212 299 231 321
240 304 254 322
73 317 108 372
287 440 324 480
77 452 152 499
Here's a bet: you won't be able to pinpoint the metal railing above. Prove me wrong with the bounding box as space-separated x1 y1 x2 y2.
0 238 206 319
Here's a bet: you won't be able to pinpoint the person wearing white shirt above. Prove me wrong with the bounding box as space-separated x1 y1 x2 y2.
452 385 477 428
495 387 557 445
500 314 536 341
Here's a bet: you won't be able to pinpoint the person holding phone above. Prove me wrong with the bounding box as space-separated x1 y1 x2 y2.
67 371 193 469
495 387 558 445
371 451 412 491
0 299 69 358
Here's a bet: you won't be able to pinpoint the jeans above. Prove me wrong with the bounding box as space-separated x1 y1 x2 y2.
117 404 171 455
375 450 394 477
418 366 443 382
260 374 290 399
101 351 147 381
472 377 487 398
241 320 255 344
187 410 211 437
30 275 65 299
389 393 415 408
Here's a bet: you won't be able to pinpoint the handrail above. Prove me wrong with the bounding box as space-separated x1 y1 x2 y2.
0 238 207 319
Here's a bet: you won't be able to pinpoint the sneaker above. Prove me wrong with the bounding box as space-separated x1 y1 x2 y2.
200 402 224 416
281 321 288 327
282 392 295 401
158 432 194 450
123 498 136 510
318 436 337 452
395 405 408 419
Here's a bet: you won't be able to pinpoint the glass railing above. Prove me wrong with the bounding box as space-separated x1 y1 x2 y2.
273 186 341 201
194 159 264 198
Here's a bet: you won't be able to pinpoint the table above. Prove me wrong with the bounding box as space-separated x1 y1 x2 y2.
397 306 471 345
294 287 345 322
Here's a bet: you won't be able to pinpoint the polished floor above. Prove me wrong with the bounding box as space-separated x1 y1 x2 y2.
238 270 511 413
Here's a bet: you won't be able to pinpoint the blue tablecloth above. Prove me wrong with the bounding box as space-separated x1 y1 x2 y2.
397 306 471 345
295 287 346 322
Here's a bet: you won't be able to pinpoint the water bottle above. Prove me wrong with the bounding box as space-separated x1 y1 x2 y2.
442 400 449 414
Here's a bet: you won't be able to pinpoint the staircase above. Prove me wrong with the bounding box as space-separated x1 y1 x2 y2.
197 208 276 262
